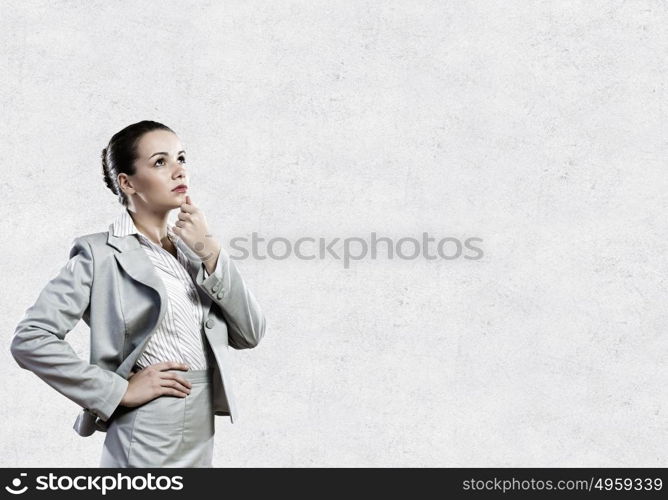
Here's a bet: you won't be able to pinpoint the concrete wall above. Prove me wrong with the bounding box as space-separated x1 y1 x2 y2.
2 0 665 467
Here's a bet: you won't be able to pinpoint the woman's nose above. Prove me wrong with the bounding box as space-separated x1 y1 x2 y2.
173 162 186 178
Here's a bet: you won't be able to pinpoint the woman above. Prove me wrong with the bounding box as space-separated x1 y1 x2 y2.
10 120 266 467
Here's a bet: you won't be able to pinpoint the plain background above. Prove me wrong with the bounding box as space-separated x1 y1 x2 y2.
2 1 666 467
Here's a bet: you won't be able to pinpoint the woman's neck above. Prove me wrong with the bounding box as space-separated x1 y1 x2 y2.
127 208 171 248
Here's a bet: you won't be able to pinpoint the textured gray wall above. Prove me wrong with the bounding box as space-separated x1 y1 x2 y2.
2 0 666 467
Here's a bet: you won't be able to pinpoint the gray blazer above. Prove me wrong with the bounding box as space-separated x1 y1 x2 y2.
10 221 266 437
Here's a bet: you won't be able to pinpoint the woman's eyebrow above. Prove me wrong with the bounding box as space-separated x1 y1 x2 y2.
149 150 186 159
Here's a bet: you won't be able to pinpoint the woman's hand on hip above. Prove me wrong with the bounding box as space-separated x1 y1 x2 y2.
120 361 193 407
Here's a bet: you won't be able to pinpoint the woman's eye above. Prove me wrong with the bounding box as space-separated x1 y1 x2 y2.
155 156 186 166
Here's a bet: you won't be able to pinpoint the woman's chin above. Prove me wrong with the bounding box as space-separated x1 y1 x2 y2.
170 191 187 204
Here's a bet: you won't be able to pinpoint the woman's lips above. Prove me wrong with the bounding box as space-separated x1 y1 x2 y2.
172 186 188 193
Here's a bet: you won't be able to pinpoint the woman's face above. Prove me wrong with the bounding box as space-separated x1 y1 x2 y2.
120 129 189 211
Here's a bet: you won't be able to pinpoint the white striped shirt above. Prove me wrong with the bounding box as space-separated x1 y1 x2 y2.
111 208 211 371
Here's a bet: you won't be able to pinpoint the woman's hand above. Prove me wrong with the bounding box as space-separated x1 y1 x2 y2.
120 361 193 408
171 195 221 270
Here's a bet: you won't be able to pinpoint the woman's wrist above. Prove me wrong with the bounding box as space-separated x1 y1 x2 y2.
202 242 222 274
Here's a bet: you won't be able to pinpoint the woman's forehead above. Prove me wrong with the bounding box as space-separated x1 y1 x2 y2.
136 130 183 159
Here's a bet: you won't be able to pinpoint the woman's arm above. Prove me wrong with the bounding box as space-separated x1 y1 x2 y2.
9 237 129 422
171 195 266 350
196 246 267 350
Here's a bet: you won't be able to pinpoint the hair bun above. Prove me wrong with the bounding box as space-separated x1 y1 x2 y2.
101 147 118 194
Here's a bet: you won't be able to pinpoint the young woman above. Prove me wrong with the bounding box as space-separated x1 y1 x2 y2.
10 120 266 467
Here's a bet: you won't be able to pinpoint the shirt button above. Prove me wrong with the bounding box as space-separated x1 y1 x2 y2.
212 285 219 292
205 319 215 328
217 291 224 300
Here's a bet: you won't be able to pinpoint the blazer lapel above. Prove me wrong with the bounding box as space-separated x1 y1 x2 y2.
105 230 168 377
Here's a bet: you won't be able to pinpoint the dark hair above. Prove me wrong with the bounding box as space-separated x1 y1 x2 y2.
101 120 176 207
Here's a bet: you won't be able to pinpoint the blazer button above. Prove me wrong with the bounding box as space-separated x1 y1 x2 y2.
216 290 224 299
205 319 215 328
212 284 219 292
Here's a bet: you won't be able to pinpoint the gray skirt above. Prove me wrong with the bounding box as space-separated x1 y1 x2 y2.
99 369 215 468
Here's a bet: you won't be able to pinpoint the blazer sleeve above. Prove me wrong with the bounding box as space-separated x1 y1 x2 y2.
195 246 267 350
9 237 129 422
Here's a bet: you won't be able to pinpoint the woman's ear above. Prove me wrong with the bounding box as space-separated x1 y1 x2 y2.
117 173 135 196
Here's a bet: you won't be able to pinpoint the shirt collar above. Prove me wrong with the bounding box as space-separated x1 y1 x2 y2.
111 208 178 246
